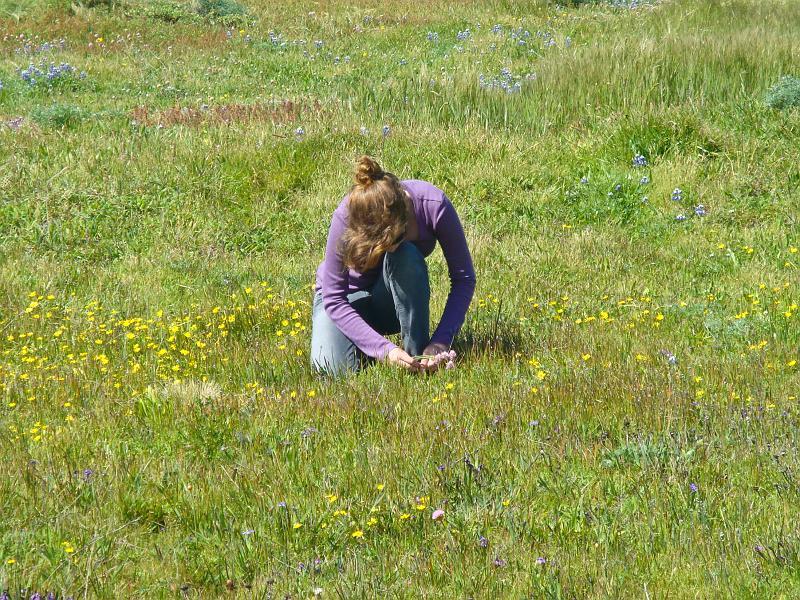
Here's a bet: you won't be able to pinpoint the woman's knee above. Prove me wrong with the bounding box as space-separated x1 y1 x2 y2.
311 318 360 375
310 350 368 377
384 242 428 280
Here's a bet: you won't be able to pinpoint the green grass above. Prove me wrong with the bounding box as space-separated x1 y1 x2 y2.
1 0 799 597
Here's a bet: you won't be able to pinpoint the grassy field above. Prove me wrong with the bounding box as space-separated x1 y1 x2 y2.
1 0 799 597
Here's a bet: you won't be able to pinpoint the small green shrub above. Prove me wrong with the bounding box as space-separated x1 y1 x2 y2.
30 103 86 129
196 0 246 23
140 0 198 22
121 0 199 23
765 75 800 110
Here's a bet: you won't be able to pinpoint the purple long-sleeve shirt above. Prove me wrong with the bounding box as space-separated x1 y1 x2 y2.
314 179 476 359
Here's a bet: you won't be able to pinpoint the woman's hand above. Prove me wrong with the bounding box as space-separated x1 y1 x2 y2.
387 347 423 373
419 342 451 373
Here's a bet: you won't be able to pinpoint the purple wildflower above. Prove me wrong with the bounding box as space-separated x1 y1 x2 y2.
301 427 318 439
632 153 647 167
478 535 489 548
493 557 507 567
690 482 698 493
536 557 547 565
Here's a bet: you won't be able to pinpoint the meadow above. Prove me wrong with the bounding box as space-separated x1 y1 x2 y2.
1 0 799 597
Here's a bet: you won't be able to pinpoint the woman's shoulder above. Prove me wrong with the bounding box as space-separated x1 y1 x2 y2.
401 179 446 200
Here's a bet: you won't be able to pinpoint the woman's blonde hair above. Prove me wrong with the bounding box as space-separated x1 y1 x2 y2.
340 155 408 272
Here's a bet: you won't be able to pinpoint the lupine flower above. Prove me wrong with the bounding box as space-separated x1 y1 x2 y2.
479 67 524 94
294 127 305 138
491 24 502 34
641 196 648 203
493 557 507 567
694 204 706 216
456 29 471 41
639 176 650 185
478 536 489 548
242 529 255 535
690 482 698 493
659 350 678 365
675 214 687 221
536 557 547 565
580 176 589 184
671 188 683 202
314 40 323 49
632 153 647 167
426 31 439 43
382 124 391 137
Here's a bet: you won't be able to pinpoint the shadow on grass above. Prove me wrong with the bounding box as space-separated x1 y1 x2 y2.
453 315 529 359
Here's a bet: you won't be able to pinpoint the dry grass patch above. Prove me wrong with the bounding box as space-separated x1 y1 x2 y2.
130 99 324 128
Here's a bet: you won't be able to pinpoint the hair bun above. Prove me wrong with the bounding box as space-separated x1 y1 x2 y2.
354 155 383 187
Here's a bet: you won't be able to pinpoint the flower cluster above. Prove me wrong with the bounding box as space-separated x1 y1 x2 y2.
19 61 83 86
414 350 457 369
632 153 648 167
3 117 24 131
13 36 67 55
478 67 534 94
268 30 286 47
512 27 533 46
456 29 471 41
426 31 439 43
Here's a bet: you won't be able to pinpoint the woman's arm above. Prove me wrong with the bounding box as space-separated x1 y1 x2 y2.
319 208 398 360
428 194 476 347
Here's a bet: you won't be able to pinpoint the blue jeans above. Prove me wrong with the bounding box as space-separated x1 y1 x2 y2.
310 241 431 376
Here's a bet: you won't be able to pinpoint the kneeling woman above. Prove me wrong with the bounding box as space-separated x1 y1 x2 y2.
311 156 476 376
